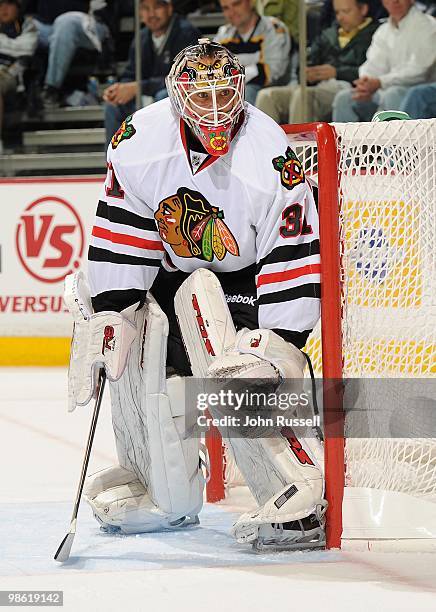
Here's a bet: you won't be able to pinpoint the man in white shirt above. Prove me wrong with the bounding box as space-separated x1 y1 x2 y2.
332 0 436 122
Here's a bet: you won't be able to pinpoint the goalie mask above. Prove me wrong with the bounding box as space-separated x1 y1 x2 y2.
167 39 245 157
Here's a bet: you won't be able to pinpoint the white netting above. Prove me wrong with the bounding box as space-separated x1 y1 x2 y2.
291 119 436 501
224 120 436 501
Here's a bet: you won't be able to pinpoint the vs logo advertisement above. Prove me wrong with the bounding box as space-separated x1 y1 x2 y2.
15 196 85 283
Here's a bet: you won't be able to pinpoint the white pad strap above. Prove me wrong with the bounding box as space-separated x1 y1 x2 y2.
64 272 137 411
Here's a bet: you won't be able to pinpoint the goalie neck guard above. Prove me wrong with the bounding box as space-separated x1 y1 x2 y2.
166 38 245 157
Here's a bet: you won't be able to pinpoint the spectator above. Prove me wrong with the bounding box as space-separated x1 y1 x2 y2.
321 0 387 28
400 82 436 118
332 0 436 122
0 0 37 154
24 1 113 109
256 0 299 47
103 0 200 147
215 0 290 105
256 0 378 124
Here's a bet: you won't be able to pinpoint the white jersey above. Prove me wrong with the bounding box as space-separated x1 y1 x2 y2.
88 99 320 340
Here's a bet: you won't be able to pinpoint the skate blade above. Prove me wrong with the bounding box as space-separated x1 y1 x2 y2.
252 532 326 553
167 515 200 530
99 524 122 534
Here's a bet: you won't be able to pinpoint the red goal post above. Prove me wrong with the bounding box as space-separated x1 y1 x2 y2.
282 123 345 550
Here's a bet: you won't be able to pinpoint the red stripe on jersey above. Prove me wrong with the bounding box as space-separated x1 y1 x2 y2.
256 263 321 288
92 225 164 251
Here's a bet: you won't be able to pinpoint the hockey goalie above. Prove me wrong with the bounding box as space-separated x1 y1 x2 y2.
66 39 326 550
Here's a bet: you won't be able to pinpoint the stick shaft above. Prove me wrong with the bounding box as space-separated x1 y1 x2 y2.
71 370 106 521
54 370 106 561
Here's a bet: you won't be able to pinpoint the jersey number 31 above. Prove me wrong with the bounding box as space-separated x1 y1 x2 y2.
280 203 312 238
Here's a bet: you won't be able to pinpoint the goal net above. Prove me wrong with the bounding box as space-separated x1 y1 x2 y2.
208 119 436 550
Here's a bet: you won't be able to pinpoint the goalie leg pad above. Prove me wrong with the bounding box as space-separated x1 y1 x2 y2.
146 373 204 519
174 268 237 377
226 430 324 509
175 268 325 532
222 350 325 545
103 295 204 533
229 433 325 547
175 268 279 380
231 327 325 473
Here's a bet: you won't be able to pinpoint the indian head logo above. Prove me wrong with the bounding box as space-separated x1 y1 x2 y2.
111 114 136 149
272 147 305 190
154 187 239 262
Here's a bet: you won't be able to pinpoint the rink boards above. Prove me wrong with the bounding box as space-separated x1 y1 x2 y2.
0 176 102 364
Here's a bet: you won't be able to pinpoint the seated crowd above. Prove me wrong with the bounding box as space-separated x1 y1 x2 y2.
0 0 435 155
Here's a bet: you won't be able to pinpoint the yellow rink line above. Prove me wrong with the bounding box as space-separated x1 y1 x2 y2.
0 337 70 366
0 336 434 374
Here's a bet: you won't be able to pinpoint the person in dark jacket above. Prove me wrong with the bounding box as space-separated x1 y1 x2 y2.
320 0 387 29
255 0 379 123
0 0 37 153
23 0 113 108
102 0 200 147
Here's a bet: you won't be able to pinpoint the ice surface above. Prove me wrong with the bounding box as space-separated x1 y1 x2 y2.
0 369 435 612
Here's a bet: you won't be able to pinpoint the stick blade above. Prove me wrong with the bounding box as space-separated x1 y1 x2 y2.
54 526 76 563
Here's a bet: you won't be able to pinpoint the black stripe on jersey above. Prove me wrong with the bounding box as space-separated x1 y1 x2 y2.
256 240 320 275
96 200 157 232
88 245 162 267
258 283 321 306
92 288 147 313
215 262 257 288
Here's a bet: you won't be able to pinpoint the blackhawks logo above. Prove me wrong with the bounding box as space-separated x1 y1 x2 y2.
272 147 305 190
155 187 239 262
111 115 136 149
209 131 228 152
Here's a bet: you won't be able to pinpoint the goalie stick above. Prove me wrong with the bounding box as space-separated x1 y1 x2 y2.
54 369 106 563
